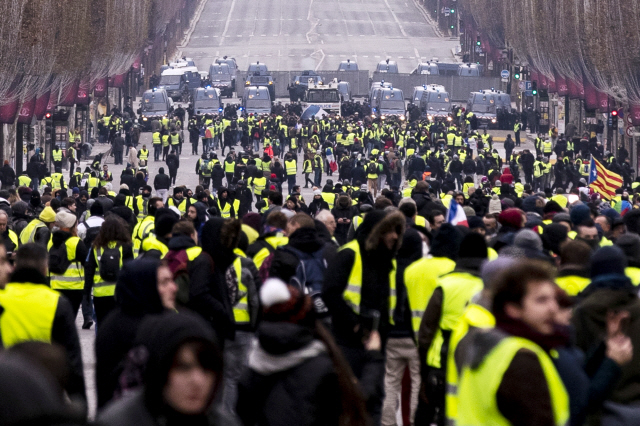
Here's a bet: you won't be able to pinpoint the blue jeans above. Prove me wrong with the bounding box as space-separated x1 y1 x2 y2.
314 169 322 186
222 331 252 416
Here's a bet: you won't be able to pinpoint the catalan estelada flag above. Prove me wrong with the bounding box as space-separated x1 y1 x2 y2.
589 157 623 200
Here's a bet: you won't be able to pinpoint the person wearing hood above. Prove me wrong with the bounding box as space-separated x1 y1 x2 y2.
120 167 135 190
235 180 253 217
416 233 487 426
211 159 225 195
0 243 86 408
10 200 31 238
542 223 570 257
323 210 406 423
217 187 240 219
332 194 357 245
98 312 231 426
237 278 371 426
29 189 44 217
153 167 171 204
186 201 208 241
95 258 176 408
308 189 329 218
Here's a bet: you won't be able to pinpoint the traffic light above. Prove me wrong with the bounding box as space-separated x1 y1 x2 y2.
476 36 481 46
44 112 53 140
611 109 619 127
514 66 521 80
531 81 538 95
450 8 455 13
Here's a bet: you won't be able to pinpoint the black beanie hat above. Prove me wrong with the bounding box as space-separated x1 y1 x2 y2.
458 232 488 260
590 246 628 279
154 208 179 238
430 223 462 261
615 233 640 266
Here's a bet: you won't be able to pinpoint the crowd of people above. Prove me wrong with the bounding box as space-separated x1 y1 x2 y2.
2 102 640 426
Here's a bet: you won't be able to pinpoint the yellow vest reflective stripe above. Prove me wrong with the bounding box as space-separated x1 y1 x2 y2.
445 304 495 424
232 257 251 323
338 240 396 323
405 257 456 334
427 272 483 368
457 335 569 426
321 192 335 210
52 150 63 161
285 160 296 175
139 149 149 160
543 141 553 153
93 243 124 297
0 283 60 347
47 236 84 290
18 175 31 187
170 134 180 145
152 132 161 145
20 219 46 245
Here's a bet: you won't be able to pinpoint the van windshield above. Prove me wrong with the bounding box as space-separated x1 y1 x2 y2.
471 104 495 113
194 99 220 108
380 99 405 109
306 90 340 102
159 75 181 85
142 95 167 111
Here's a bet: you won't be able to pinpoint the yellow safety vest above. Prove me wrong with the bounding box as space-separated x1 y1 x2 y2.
338 240 396 323
427 272 483 368
47 236 84 290
40 177 53 188
139 149 149 161
168 198 188 214
141 233 168 257
0 283 60 347
162 135 170 147
457 334 569 426
414 215 427 228
284 160 296 176
555 275 590 296
543 141 553 153
19 219 46 245
18 175 31 187
133 217 155 257
93 242 124 297
405 257 456 334
303 160 313 173
152 132 161 145
88 177 100 191
445 303 495 424
218 199 240 218
135 196 148 221
52 149 63 162
626 267 640 286
170 134 180 145
232 257 251 323
225 160 235 173
51 173 64 190
321 192 336 210
251 177 267 194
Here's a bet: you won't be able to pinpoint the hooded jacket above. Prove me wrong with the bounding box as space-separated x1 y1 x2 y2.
98 312 236 426
331 195 357 245
95 259 166 408
237 322 340 426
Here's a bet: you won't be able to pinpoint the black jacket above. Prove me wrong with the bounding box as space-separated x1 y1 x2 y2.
153 172 171 190
211 164 225 189
166 153 179 174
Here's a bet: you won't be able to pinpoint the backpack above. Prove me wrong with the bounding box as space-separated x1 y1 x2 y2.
97 245 121 282
84 226 102 249
199 159 209 173
163 249 192 305
49 242 72 275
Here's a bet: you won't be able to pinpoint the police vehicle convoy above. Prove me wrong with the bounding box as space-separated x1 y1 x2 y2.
137 88 173 131
371 86 406 120
214 56 238 93
288 71 322 102
207 63 235 97
420 85 452 120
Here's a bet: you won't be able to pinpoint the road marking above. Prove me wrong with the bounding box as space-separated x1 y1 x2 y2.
414 48 420 59
375 55 380 58
363 55 369 58
218 0 237 46
383 0 408 37
398 56 404 58
261 34 266 36
237 34 242 37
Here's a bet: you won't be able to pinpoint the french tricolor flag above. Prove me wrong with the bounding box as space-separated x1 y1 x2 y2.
447 198 468 227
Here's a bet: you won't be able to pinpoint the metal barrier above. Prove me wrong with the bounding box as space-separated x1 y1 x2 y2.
237 70 371 99
370 73 502 102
